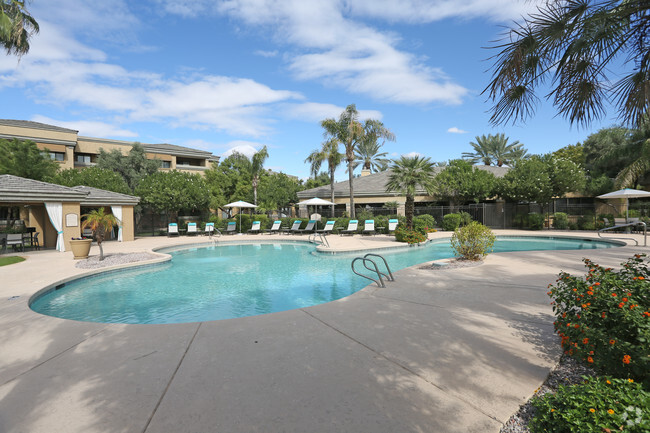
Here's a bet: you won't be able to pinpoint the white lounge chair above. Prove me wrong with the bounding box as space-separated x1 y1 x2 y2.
247 221 261 234
317 220 335 235
168 223 179 237
186 222 198 236
362 220 375 236
265 220 281 234
388 219 399 234
340 220 358 236
224 221 237 235
284 220 302 234
204 222 216 236
296 220 316 234
6 233 24 252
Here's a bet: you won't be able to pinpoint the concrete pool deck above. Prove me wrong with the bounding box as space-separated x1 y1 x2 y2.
0 230 647 432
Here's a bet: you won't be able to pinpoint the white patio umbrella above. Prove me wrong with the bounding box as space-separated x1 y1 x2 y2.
596 188 650 221
298 197 336 228
224 200 257 233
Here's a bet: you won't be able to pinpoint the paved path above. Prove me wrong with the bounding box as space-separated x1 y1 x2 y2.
0 230 646 433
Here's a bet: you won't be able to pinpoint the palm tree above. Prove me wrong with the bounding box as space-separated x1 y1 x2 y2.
386 156 436 229
1 0 39 56
462 133 528 167
614 118 650 188
81 207 120 261
305 138 342 217
355 137 390 173
485 1 650 128
251 146 268 206
321 104 394 218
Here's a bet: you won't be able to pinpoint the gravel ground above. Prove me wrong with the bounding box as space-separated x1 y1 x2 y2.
500 355 597 433
75 252 161 269
419 257 484 270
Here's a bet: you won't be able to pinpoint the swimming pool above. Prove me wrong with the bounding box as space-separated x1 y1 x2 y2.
30 236 618 324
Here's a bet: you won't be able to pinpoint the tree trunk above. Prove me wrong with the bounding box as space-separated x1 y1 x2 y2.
406 195 414 229
330 167 336 218
252 176 258 205
348 158 355 219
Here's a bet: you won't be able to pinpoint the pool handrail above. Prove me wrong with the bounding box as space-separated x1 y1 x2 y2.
598 221 646 246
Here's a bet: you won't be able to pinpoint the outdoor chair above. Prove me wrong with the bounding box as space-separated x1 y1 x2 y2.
204 222 216 236
265 220 281 234
224 221 237 235
186 222 198 236
283 220 302 234
388 219 399 235
361 220 375 236
317 220 335 235
247 221 262 234
24 232 40 250
168 223 179 237
6 233 24 252
296 220 316 234
340 220 358 236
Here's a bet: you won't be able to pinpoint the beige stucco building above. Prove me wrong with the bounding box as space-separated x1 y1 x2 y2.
0 119 219 174
0 175 139 250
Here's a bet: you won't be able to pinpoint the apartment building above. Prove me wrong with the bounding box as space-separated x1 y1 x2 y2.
0 119 220 173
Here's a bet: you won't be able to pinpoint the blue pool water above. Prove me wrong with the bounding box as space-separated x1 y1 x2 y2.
30 237 617 324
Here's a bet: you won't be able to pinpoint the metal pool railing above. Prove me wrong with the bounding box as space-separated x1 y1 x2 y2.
351 253 394 288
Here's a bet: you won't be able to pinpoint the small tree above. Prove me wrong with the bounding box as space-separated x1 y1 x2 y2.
432 159 497 209
450 222 496 261
0 138 59 181
386 155 435 229
81 207 119 261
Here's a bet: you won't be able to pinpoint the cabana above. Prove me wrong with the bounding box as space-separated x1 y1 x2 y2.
0 175 139 251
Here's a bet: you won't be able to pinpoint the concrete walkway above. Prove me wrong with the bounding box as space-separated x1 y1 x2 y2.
0 230 646 433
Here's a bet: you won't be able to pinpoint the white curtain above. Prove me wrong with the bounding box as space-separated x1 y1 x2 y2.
45 202 65 252
112 205 123 242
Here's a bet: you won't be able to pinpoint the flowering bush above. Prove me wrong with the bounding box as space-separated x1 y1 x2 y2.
548 255 650 387
450 221 495 261
394 226 427 244
529 377 650 433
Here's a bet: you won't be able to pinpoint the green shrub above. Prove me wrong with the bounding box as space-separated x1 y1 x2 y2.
355 209 374 222
458 211 472 226
598 213 615 226
578 215 596 230
450 221 496 261
394 226 427 244
554 212 569 229
569 222 578 230
528 213 545 230
442 213 462 231
413 214 436 234
548 255 650 387
529 376 650 433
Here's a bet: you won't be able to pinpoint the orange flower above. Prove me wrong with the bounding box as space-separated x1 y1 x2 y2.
582 304 587 308
609 339 616 345
628 379 634 383
574 324 580 328
623 355 631 364
619 302 625 308
589 408 595 413
643 312 650 317
612 293 617 297
582 338 589 345
602 312 607 318
608 409 615 414
573 288 578 292
587 291 593 295
622 297 628 302
594 282 601 286
639 276 645 280
606 380 611 384
562 313 567 318
587 356 594 363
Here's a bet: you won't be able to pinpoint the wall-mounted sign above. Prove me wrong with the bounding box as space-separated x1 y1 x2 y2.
65 213 79 227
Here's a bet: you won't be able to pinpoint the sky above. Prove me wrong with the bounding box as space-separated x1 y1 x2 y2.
0 0 619 180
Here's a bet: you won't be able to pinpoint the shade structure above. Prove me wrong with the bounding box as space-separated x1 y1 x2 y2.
596 188 650 220
298 197 336 206
224 200 257 233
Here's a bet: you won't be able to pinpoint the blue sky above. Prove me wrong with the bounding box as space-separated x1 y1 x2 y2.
0 0 617 180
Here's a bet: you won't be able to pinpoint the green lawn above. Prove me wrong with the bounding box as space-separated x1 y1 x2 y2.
0 256 26 266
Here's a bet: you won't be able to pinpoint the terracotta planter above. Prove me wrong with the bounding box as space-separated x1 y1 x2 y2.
70 239 92 259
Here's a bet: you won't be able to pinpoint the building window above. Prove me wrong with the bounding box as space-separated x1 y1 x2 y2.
48 152 65 161
75 153 92 164
160 160 171 168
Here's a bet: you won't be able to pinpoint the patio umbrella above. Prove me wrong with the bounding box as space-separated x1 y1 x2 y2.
298 197 336 229
224 200 257 233
596 188 650 221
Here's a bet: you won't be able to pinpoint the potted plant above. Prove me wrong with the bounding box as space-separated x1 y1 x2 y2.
69 237 92 259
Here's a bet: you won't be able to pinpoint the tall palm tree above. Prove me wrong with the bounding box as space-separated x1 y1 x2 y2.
614 118 650 188
386 156 436 229
1 0 39 56
305 138 342 217
81 207 120 261
462 133 528 167
485 1 650 129
251 146 268 206
321 104 394 218
355 135 391 173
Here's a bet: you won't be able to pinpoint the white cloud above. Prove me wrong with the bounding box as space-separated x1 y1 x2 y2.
402 151 422 158
215 0 468 105
31 115 139 138
221 141 265 159
281 102 383 122
0 21 302 138
254 50 279 58
447 126 468 134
